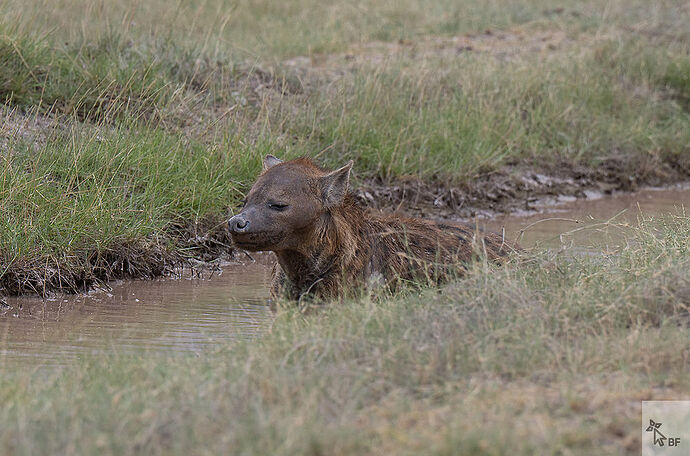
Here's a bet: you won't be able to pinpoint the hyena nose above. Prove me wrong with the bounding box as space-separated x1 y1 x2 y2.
228 215 250 233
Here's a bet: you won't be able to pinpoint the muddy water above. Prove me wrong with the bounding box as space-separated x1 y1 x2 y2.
2 186 689 368
485 186 690 249
1 258 273 367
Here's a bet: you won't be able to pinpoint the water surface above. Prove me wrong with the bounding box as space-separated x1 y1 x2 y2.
486 186 690 249
1 258 273 367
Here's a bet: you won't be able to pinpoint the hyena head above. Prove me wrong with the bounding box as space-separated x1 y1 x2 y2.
228 155 353 252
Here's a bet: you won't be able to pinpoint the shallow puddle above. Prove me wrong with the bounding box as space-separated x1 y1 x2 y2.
1 258 273 367
485 185 690 250
2 185 689 368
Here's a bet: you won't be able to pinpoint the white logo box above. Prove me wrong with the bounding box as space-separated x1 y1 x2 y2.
642 401 690 455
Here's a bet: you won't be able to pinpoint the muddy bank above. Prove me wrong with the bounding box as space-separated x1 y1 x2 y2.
0 216 238 297
357 156 690 220
2 157 689 298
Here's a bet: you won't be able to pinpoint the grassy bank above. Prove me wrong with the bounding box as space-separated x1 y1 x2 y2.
1 219 688 454
0 121 268 294
276 40 689 182
0 0 689 293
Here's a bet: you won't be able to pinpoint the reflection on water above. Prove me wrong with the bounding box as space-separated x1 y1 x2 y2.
2 186 689 368
1 257 273 367
485 186 690 249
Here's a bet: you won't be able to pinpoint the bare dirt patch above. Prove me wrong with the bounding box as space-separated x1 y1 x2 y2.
284 27 576 77
0 106 64 153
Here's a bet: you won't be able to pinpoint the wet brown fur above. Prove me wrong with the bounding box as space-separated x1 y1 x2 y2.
230 157 518 301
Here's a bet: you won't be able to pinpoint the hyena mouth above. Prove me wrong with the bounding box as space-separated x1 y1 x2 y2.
230 232 281 251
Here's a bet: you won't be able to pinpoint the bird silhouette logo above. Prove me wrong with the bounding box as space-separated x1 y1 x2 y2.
646 419 667 446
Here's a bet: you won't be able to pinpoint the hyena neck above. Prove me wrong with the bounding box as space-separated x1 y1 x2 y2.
274 249 324 279
274 198 366 294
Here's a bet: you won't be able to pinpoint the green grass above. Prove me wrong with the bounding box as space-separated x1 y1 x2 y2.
1 219 688 454
0 124 265 292
271 39 690 182
0 27 252 124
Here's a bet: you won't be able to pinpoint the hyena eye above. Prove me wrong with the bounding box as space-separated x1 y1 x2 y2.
268 202 288 211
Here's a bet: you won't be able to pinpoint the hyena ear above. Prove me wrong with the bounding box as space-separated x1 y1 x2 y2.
320 161 353 207
263 155 283 171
